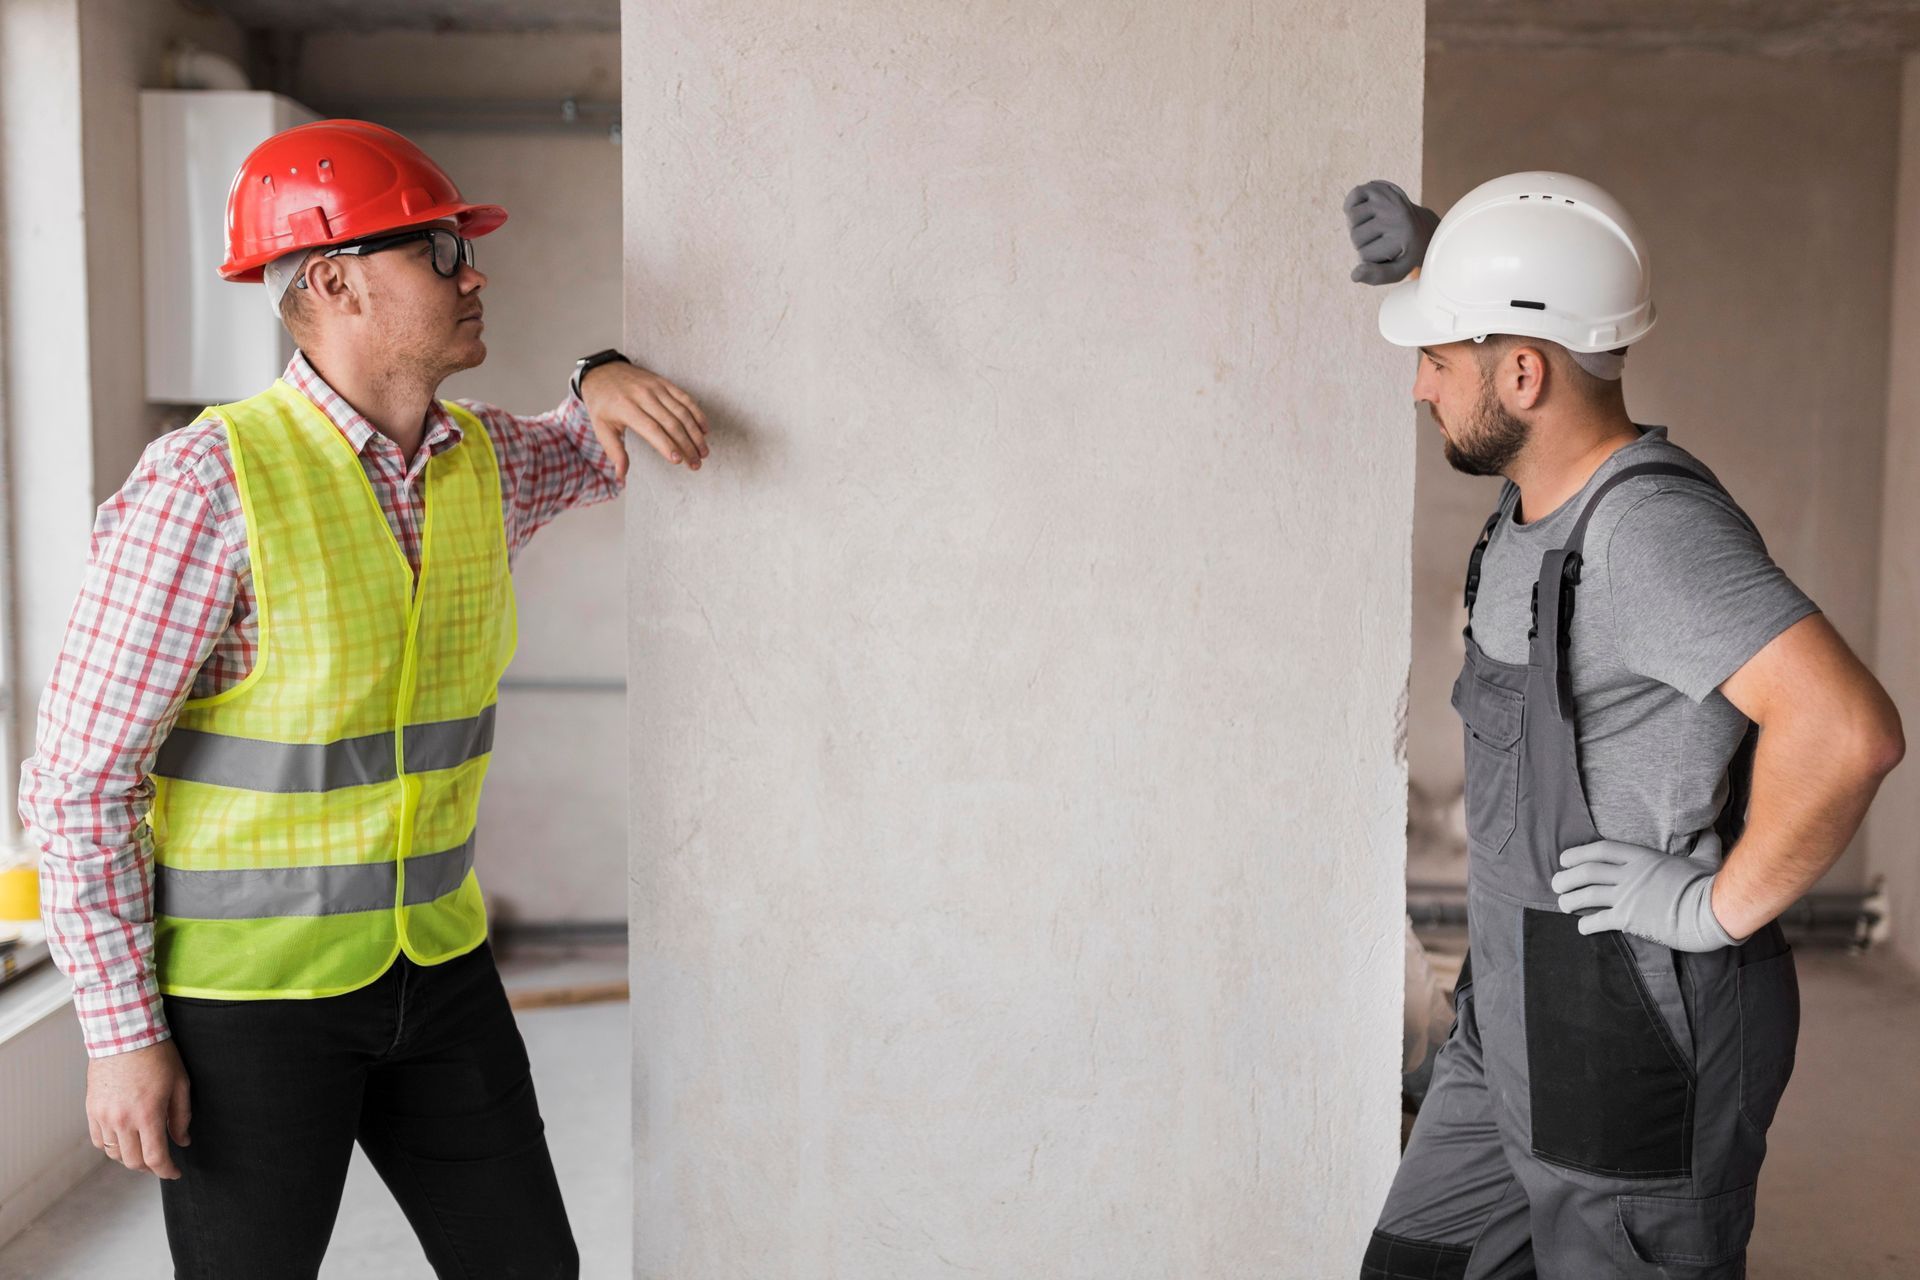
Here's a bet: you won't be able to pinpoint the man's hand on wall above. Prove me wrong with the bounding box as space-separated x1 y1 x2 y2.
581 362 710 480
87 1039 192 1179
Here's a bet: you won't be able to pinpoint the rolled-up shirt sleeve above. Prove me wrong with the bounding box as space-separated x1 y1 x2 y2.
456 392 625 556
18 435 237 1057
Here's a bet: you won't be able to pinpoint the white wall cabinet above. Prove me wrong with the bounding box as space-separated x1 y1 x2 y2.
140 90 317 404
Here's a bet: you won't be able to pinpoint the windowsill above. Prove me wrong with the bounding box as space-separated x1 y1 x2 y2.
0 962 73 1047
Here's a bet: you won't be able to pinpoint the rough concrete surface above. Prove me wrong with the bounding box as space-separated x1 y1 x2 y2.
621 0 1423 1274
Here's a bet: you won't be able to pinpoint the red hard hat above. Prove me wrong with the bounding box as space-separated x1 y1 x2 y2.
219 119 507 282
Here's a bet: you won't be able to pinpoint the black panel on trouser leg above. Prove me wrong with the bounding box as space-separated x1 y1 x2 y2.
1523 909 1694 1178
1362 1229 1472 1280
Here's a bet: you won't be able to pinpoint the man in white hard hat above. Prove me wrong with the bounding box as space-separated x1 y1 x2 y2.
1345 173 1903 1277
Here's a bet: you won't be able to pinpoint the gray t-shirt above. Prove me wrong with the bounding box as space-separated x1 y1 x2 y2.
1470 427 1820 855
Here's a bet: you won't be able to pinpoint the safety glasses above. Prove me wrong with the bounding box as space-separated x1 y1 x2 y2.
296 227 476 289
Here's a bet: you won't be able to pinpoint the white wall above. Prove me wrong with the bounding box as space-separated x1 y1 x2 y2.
79 0 251 501
623 1 1421 1274
1871 53 1920 975
0 0 248 1237
0 0 93 817
296 33 627 924
2 0 247 830
1414 50 1901 891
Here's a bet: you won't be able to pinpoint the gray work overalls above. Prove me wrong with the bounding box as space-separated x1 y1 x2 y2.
1364 463 1801 1279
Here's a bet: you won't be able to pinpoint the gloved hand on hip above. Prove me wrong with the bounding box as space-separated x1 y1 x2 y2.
1552 834 1745 953
1343 180 1441 285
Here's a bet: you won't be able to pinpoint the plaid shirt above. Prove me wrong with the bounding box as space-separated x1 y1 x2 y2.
18 353 623 1057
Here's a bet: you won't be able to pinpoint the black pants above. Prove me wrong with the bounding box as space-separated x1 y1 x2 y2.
159 941 579 1279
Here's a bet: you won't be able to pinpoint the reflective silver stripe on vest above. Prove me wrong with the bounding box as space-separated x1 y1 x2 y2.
404 708 497 776
153 727 391 793
157 835 477 920
151 706 497 793
401 838 477 906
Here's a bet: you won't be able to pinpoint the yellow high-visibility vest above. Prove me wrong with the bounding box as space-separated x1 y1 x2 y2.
148 379 516 998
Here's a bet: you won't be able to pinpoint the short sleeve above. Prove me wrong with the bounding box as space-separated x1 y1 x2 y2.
1602 486 1820 703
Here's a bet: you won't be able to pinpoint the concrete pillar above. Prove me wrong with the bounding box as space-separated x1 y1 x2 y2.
1871 52 1920 975
623 3 1422 1273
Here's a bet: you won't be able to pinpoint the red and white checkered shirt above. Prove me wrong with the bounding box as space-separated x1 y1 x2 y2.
18 352 623 1057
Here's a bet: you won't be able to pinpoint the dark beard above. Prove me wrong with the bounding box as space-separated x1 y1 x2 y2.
1441 369 1531 477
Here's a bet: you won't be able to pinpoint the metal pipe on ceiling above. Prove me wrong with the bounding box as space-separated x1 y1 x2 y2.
304 96 621 141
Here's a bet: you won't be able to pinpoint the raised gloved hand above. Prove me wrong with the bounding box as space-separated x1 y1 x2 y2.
1551 834 1744 953
1343 180 1441 285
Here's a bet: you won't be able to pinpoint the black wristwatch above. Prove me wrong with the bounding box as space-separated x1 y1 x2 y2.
571 348 631 401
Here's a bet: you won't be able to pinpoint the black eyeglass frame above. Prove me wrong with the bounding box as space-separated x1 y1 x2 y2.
294 227 475 290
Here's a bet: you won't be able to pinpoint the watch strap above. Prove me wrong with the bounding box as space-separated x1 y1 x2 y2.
571 348 631 401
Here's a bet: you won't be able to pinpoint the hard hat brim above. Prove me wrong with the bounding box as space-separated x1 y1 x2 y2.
219 200 510 283
1376 277 1456 350
1375 274 1657 354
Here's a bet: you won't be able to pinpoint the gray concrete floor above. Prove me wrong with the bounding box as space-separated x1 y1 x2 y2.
0 946 630 1280
4 944 1917 1276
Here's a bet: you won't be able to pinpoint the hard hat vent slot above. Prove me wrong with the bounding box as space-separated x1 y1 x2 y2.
1511 300 1547 311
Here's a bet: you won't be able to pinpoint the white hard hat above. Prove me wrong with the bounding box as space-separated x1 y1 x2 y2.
1377 171 1655 356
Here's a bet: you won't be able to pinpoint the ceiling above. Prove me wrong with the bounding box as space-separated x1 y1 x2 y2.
189 0 1920 56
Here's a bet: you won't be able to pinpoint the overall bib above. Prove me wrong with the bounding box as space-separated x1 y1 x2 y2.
1364 464 1801 1279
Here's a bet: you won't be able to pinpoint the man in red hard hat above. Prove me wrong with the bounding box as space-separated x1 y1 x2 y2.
20 119 704 1276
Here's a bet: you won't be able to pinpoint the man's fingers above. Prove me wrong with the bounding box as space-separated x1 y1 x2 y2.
637 398 703 470
137 1116 181 1179
659 381 709 432
1358 238 1403 264
1549 862 1620 894
1556 886 1614 915
1343 186 1372 213
640 407 698 468
624 413 686 467
593 420 632 481
168 1078 193 1148
115 1125 144 1173
643 388 707 460
1558 843 1627 869
1576 909 1621 937
1351 224 1388 253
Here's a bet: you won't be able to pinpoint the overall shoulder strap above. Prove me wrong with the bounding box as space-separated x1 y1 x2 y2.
1535 463 1728 721
1562 461 1734 555
1462 481 1521 633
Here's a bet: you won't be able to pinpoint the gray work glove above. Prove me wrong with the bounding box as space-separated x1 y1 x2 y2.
1551 835 1744 953
1344 180 1440 285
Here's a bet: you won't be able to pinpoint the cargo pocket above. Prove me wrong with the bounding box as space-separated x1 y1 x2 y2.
1737 948 1800 1134
1613 1183 1756 1277
1451 672 1522 857
1523 908 1694 1178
